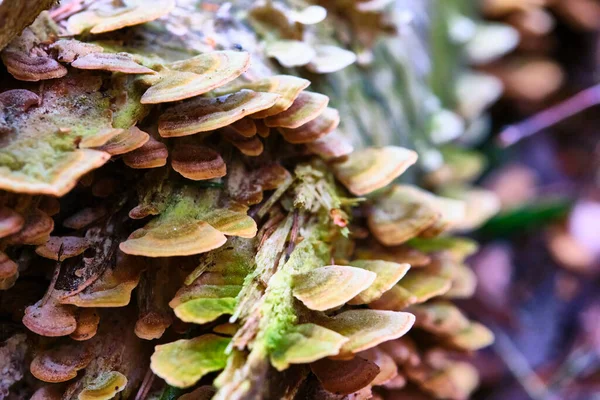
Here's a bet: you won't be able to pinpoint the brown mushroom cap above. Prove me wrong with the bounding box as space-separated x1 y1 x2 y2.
158 90 279 137
171 144 227 181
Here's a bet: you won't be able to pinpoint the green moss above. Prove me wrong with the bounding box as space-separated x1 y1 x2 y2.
259 235 330 354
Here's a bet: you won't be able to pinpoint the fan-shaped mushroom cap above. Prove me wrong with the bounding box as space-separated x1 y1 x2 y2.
6 209 53 245
202 208 258 239
266 40 316 68
158 90 279 137
322 310 415 357
51 39 104 63
333 147 417 196
264 91 329 129
140 51 251 104
214 75 310 118
270 324 348 370
63 207 107 230
307 45 357 74
1 49 67 81
310 357 380 395
292 265 376 311
348 260 411 305
30 343 93 382
95 126 150 156
0 252 18 289
70 308 100 341
122 136 168 169
229 118 257 137
71 52 156 74
279 107 340 144
151 334 230 388
446 322 495 351
23 299 77 337
120 220 227 257
368 185 465 246
59 254 143 307
67 0 176 34
171 144 226 181
0 74 120 196
0 206 24 238
221 128 264 156
410 302 471 336
78 371 128 400
306 130 354 160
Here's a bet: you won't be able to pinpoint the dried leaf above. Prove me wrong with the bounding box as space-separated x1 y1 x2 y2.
59 252 143 307
35 236 91 260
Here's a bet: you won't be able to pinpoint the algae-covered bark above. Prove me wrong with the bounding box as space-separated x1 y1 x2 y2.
0 1 512 399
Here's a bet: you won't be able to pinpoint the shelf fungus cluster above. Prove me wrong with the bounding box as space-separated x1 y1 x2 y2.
0 1 498 400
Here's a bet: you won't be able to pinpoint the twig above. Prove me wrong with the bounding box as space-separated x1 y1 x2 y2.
285 210 300 260
498 83 600 147
491 328 556 400
134 367 155 400
40 244 64 307
547 345 599 392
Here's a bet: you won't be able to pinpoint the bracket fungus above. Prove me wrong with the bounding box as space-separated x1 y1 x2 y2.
0 1 501 399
